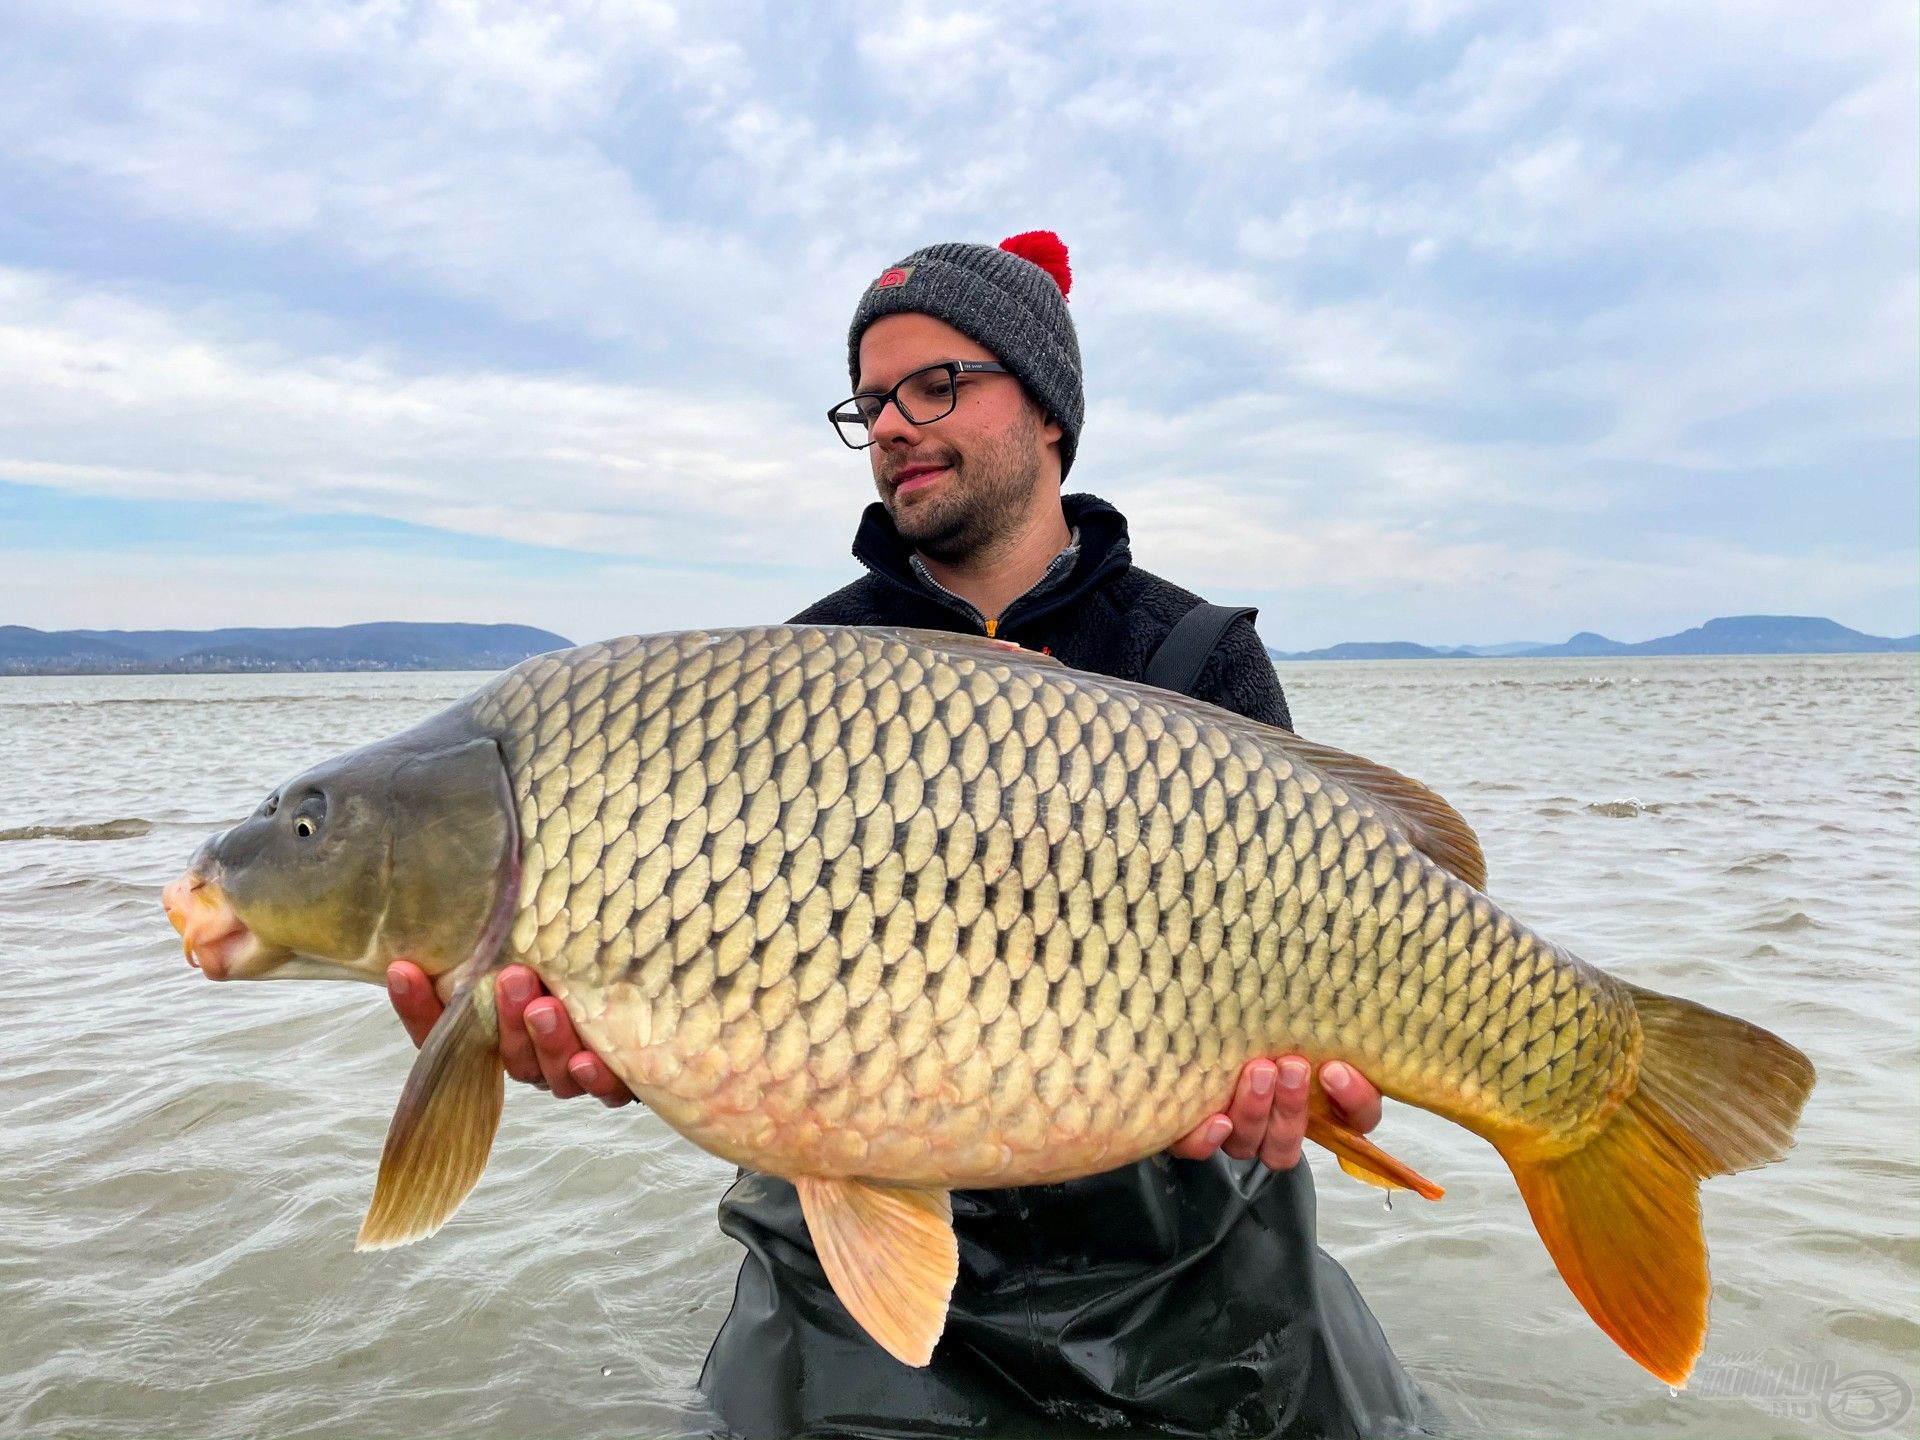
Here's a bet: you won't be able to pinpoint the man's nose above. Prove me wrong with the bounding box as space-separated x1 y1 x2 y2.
868 398 922 448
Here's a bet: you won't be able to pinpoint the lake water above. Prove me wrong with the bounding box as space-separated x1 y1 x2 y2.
2 654 1914 1438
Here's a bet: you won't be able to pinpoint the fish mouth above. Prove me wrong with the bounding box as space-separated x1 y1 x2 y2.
163 871 282 980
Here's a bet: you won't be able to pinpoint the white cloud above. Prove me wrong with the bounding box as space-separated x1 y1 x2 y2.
0 267 864 560
1118 477 1917 614
0 0 1911 647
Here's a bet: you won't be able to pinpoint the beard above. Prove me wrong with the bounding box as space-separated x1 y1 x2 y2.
880 409 1045 565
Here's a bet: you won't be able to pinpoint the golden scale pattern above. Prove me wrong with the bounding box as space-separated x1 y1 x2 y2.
470 627 1638 1186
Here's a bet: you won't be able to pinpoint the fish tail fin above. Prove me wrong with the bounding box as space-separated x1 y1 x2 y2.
1501 983 1814 1386
355 977 505 1250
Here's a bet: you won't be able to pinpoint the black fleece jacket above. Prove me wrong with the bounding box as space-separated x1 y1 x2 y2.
789 492 1293 732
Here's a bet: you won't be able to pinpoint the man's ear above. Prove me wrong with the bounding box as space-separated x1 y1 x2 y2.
1037 410 1065 483
1035 398 1063 449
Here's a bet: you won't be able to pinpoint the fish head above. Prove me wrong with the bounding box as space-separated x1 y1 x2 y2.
165 712 518 986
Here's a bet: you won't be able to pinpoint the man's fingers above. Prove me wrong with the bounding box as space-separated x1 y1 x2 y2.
524 997 587 1098
495 964 634 1105
1168 1115 1233 1160
1320 1060 1383 1134
567 1054 637 1109
495 966 545 1085
404 959 629 1107
1221 1060 1278 1161
1257 1126 1305 1171
386 961 441 1048
1257 1057 1311 1171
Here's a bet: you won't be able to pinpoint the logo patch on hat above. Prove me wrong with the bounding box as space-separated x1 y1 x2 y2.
875 265 914 289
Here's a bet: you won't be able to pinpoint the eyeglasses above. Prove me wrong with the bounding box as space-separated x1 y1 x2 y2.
827 361 1009 449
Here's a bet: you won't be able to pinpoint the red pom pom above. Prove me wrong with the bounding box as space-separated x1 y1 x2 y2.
999 230 1071 298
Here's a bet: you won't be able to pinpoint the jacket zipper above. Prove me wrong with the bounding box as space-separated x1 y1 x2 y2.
902 542 1082 640
899 556 990 632
856 523 1095 639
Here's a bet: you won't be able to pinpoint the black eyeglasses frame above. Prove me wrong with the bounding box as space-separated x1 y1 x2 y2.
827 361 1010 449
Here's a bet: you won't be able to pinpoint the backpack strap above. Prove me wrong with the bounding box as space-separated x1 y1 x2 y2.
1143 603 1258 698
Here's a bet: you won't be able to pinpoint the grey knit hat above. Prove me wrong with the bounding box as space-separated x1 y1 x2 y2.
847 231 1085 476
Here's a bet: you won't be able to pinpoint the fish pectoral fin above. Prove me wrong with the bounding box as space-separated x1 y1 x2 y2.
1306 1101 1445 1201
793 1176 957 1368
356 978 504 1251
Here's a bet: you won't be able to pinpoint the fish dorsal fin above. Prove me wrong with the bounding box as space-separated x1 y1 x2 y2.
794 1176 957 1367
1267 730 1487 891
869 627 1066 667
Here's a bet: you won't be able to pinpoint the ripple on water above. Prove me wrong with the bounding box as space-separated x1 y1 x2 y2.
1739 909 1825 934
1585 799 1666 818
0 818 154 842
1725 851 1792 875
1826 1307 1920 1352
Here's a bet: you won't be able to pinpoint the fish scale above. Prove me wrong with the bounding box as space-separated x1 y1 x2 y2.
474 626 1631 1183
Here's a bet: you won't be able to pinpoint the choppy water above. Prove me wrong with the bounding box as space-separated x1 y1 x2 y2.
2 654 1914 1439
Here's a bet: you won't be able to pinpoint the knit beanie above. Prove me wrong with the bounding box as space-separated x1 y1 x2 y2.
847 230 1085 476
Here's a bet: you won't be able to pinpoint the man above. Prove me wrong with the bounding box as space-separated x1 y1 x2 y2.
388 233 1436 1437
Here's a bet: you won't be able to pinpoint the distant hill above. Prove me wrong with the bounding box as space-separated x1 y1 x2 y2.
1530 630 1631 659
1269 615 1920 662
1280 640 1479 662
0 622 573 675
1524 615 1920 657
1455 641 1549 657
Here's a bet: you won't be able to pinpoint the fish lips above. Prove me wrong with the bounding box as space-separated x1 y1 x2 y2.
162 869 291 981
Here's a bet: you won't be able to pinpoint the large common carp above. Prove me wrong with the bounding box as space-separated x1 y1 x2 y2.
163 626 1813 1383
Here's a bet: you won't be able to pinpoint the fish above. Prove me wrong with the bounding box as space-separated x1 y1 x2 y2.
162 625 1814 1383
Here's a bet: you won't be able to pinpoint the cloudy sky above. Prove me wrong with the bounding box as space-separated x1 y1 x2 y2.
2 0 1914 650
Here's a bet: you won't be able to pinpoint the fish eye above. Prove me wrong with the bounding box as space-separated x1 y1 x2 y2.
291 792 326 841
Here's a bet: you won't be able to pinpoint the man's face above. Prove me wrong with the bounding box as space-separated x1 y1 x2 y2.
855 313 1063 563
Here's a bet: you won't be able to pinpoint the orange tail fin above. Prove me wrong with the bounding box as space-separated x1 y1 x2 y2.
1500 982 1815 1386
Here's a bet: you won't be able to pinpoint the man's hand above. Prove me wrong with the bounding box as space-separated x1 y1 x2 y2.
1167 1057 1381 1170
386 960 635 1107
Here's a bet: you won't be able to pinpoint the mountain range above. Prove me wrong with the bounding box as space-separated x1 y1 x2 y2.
0 622 574 675
1267 615 1920 662
2 614 1913 675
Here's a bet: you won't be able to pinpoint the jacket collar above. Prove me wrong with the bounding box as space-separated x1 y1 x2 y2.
849 492 1134 632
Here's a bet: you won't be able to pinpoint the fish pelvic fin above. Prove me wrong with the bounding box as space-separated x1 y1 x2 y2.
355 977 504 1251
1503 985 1815 1387
794 1176 957 1368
